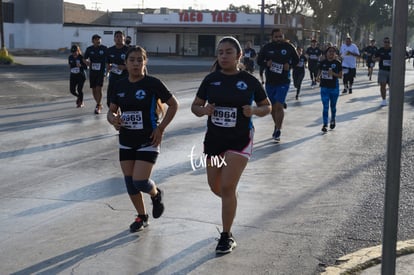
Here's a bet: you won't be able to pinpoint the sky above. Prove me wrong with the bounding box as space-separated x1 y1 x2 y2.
65 0 261 11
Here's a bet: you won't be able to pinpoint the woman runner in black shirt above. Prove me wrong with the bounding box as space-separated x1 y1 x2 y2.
68 45 87 107
107 46 179 232
191 36 271 254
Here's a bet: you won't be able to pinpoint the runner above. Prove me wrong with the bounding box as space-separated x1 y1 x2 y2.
125 36 132 47
84 34 108 114
362 39 378 81
340 37 360 94
191 36 271 254
68 44 87 108
106 30 129 107
316 46 342 132
305 39 322 88
107 46 179 232
242 40 257 73
257 28 299 142
374 37 392 106
293 46 307 100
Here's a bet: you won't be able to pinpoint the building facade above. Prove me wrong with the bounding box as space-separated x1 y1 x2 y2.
2 0 321 56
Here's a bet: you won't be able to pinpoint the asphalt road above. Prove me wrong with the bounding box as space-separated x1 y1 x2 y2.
1 55 414 274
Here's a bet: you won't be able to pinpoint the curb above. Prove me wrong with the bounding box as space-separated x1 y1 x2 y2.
321 240 414 275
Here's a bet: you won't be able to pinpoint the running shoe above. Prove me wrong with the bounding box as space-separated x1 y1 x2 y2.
94 104 102 114
321 124 328 132
349 88 353 94
381 99 387 106
272 128 281 142
216 232 237 254
151 188 164 218
283 103 287 109
129 214 149 232
76 99 84 108
342 89 348 94
330 120 336 130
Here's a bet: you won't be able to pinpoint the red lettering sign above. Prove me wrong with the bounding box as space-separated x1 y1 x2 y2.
211 12 236 23
179 11 203 22
180 11 237 23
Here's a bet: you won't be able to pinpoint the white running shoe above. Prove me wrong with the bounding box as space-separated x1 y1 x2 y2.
381 99 387 106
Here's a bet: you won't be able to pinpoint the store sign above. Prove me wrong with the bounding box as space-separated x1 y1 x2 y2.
179 11 237 23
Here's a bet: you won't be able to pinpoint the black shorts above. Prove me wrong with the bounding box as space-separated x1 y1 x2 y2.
89 71 105 88
343 67 356 78
203 131 252 158
119 148 159 164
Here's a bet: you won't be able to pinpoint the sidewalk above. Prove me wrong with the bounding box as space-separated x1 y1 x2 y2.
322 240 414 274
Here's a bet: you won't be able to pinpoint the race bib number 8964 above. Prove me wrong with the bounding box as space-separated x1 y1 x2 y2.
211 107 237 127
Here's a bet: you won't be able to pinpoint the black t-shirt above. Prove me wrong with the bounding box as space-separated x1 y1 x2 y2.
84 45 108 73
306 47 322 64
257 41 299 85
294 54 307 73
196 70 267 139
375 47 392 71
243 48 257 59
111 75 173 148
107 45 129 80
68 54 87 75
363 45 378 61
318 59 342 89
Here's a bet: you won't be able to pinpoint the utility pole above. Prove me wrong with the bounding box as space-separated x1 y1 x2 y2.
91 2 101 11
381 0 408 274
0 0 5 50
260 0 264 47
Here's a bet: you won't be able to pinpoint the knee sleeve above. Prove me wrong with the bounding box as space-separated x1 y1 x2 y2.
133 179 155 193
124 176 139 195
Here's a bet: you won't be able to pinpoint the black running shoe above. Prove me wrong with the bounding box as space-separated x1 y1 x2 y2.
322 124 328 132
151 188 164 219
283 103 287 109
349 88 352 94
272 128 281 142
129 214 149 232
342 89 348 94
216 232 237 254
330 120 336 129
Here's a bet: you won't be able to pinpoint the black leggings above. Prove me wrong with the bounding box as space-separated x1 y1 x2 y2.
70 74 86 102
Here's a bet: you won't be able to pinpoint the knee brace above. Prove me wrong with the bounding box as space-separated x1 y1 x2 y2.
133 179 155 193
124 176 139 195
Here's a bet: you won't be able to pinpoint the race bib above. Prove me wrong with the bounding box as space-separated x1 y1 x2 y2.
383 59 391 66
211 107 237 128
70 67 80 74
343 68 349 74
244 52 251 58
121 111 143 130
321 70 333 79
91 63 101 71
270 62 283 74
110 64 123 75
310 54 318 60
298 61 304 67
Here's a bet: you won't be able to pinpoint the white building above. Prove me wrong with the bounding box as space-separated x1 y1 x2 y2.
2 0 319 56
